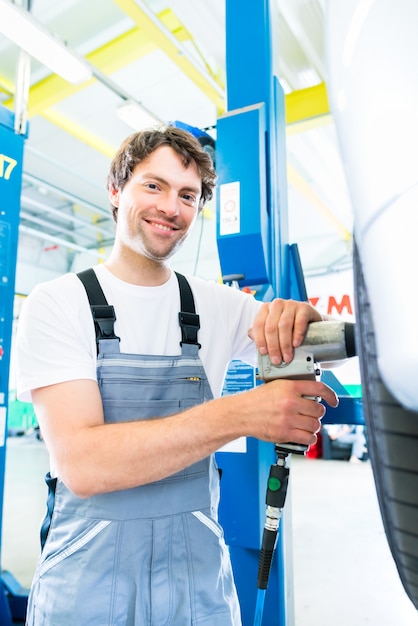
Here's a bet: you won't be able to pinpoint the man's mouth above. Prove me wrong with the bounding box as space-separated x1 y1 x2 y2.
148 220 178 232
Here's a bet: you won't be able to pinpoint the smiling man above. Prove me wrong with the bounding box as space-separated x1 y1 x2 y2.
107 140 203 273
16 125 337 626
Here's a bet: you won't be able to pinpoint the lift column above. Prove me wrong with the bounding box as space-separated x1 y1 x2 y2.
0 105 27 624
215 1 297 625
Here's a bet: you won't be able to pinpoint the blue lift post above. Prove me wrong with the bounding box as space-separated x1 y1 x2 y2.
0 105 29 624
215 1 305 625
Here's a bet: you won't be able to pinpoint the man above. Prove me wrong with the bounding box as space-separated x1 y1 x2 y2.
16 126 338 625
325 424 367 462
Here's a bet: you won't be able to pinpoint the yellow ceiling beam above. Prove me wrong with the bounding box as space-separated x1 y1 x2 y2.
158 7 194 44
286 82 330 123
42 108 116 158
158 8 224 84
28 77 93 118
113 0 225 114
0 74 14 96
285 82 332 134
87 26 155 74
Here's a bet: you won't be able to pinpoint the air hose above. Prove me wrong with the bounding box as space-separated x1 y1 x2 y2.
253 446 300 626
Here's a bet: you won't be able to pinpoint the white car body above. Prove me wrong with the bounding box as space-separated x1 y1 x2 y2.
325 0 418 411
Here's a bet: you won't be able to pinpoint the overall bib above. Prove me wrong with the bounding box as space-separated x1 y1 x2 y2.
26 271 241 626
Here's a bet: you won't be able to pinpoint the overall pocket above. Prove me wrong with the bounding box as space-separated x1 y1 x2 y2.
186 509 241 625
32 514 116 626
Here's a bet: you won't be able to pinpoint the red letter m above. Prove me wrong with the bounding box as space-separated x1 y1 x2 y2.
327 295 352 316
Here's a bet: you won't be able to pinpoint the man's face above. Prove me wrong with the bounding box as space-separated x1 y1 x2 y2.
109 145 202 263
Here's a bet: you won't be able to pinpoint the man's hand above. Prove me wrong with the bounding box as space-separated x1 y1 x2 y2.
241 378 339 448
248 298 323 365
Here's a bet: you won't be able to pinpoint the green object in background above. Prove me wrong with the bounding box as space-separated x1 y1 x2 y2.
344 384 362 398
7 398 37 432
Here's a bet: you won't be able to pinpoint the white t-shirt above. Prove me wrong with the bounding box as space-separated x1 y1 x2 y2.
16 265 262 402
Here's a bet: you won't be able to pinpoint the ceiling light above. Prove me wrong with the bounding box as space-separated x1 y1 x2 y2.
0 0 92 84
116 100 159 131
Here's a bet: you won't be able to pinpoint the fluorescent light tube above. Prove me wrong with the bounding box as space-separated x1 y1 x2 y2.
0 0 92 84
117 100 159 130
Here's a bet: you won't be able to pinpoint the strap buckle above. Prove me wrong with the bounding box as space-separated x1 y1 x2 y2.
91 305 119 343
178 311 201 348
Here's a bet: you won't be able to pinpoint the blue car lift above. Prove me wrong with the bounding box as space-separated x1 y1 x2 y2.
215 3 363 625
0 106 29 624
215 1 304 625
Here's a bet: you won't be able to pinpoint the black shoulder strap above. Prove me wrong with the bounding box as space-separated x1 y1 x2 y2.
175 272 201 348
77 268 200 349
77 268 120 347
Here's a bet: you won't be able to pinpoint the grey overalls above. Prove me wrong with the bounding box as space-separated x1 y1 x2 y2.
26 270 241 626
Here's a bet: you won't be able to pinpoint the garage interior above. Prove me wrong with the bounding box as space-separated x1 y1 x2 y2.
0 1 417 624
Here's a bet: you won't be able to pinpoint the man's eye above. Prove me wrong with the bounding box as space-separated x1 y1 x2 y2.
145 182 159 190
182 194 196 204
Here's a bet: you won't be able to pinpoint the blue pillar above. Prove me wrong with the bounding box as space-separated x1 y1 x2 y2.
217 0 290 299
0 105 27 624
216 1 294 625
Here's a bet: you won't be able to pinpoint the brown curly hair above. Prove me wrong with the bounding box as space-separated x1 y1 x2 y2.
107 125 217 222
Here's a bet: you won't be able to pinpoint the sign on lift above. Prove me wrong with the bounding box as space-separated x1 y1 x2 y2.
219 181 240 236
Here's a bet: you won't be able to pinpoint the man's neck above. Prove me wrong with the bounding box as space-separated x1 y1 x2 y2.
104 251 171 287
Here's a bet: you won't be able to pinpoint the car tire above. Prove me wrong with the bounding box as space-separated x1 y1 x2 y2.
353 241 418 610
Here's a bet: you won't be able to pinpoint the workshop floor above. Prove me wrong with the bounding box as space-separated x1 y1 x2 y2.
1 436 417 625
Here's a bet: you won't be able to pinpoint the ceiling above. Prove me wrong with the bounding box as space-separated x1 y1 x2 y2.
0 0 354 294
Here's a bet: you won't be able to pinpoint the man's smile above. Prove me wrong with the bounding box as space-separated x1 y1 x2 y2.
146 218 180 233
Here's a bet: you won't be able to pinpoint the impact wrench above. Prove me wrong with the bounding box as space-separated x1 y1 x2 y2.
253 321 357 626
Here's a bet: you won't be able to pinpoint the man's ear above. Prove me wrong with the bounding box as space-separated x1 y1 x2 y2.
109 186 120 206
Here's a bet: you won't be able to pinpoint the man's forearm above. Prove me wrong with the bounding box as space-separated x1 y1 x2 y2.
54 393 247 497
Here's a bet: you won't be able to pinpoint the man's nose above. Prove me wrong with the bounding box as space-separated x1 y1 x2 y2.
157 191 180 217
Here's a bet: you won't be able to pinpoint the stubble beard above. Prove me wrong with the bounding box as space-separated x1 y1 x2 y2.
130 221 192 264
